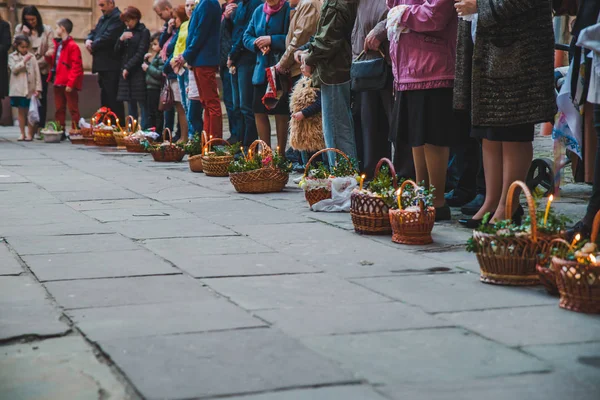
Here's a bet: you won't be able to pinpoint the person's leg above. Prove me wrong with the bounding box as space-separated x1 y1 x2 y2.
320 84 337 165
66 89 81 129
493 140 533 222
330 81 356 162
128 100 139 120
105 71 125 121
54 86 67 129
274 114 289 155
38 74 48 132
583 104 600 226
412 146 428 186
424 144 450 208
237 64 258 147
188 99 204 136
472 139 503 220
164 109 175 132
221 65 240 143
16 107 26 140
360 89 392 177
193 66 223 138
255 113 271 146
174 102 188 142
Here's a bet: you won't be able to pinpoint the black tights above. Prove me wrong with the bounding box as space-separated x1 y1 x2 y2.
584 104 600 226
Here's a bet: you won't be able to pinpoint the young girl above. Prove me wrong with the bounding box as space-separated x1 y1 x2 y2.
9 35 42 141
142 32 165 131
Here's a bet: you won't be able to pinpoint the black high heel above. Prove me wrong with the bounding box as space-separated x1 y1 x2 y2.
458 217 485 229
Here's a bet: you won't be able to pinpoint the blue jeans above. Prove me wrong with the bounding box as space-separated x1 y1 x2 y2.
231 63 257 147
127 100 139 120
221 66 241 143
188 99 204 136
163 109 179 137
321 81 356 165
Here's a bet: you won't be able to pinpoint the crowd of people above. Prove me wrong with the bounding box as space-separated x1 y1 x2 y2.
0 0 598 236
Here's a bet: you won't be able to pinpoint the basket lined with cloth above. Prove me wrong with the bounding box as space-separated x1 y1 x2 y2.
146 128 185 162
389 179 435 245
92 111 119 146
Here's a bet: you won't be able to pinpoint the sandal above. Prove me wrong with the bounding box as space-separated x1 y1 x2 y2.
17 136 25 141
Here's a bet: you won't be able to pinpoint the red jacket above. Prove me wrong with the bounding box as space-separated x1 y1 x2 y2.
45 37 83 90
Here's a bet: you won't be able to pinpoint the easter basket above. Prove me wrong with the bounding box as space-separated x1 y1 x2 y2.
201 138 233 177
229 140 290 193
147 128 185 162
187 131 208 173
351 158 397 235
92 112 118 146
41 121 63 143
301 148 355 208
389 179 435 245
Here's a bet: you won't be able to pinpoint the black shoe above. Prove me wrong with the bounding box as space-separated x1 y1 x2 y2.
565 220 592 242
459 217 486 229
445 188 476 208
461 194 485 216
61 133 67 141
227 136 240 145
435 204 451 222
511 205 524 226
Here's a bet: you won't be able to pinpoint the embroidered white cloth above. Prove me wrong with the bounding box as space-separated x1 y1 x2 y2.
311 177 358 213
386 5 410 43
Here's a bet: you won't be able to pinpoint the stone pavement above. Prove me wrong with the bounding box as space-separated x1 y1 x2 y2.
0 127 598 400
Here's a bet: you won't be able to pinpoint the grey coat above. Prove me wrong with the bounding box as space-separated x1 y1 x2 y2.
454 0 556 127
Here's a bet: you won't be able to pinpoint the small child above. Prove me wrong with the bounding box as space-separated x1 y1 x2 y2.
289 62 324 152
8 35 42 141
46 18 83 137
141 32 165 131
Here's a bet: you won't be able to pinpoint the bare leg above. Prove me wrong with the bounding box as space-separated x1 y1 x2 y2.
175 103 188 143
473 139 503 220
17 108 26 140
412 146 429 187
274 114 289 156
255 113 271 147
492 141 533 222
27 122 36 141
424 144 450 208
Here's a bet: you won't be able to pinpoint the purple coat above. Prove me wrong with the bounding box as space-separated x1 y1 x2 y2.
387 0 457 91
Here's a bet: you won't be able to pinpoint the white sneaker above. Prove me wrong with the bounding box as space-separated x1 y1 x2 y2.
293 176 302 184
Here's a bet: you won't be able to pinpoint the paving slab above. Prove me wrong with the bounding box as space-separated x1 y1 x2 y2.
302 328 550 386
65 198 164 211
46 275 217 309
440 305 600 346
22 250 180 281
224 386 389 400
204 273 389 310
69 299 266 341
0 336 129 400
143 236 274 258
106 218 236 240
51 189 142 202
353 273 556 313
144 184 230 201
7 233 141 255
98 328 357 400
0 276 51 306
256 302 452 337
81 207 194 223
0 242 23 275
379 372 599 400
523 342 600 383
177 252 320 278
0 204 93 227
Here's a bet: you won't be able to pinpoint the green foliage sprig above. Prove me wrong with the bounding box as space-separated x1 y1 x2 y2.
228 149 292 174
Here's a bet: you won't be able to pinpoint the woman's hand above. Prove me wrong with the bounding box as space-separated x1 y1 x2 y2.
122 70 129 80
254 36 271 49
294 50 307 64
120 32 133 41
22 25 30 35
364 31 381 52
142 63 149 72
167 18 175 33
454 0 477 16
292 112 305 121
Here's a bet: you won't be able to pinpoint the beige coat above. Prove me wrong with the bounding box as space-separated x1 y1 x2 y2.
279 0 322 78
8 51 42 99
15 24 54 75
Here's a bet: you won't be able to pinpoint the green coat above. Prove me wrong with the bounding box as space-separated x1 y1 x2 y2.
304 0 357 86
145 55 164 90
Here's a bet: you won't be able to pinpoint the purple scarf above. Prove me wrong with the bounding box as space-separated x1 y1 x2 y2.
264 0 285 22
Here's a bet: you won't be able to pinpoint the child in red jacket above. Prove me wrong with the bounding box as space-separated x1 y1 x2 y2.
46 18 83 136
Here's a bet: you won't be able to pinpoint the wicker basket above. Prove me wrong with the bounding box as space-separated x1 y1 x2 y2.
550 213 600 313
229 140 289 193
69 123 90 145
201 138 233 177
536 232 566 296
187 132 208 172
302 148 354 208
149 128 185 162
472 181 541 286
388 180 435 245
93 112 119 146
124 135 151 153
351 158 397 235
113 131 129 149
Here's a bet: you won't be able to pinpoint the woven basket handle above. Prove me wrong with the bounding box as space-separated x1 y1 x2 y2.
200 131 209 147
398 179 425 216
92 108 109 124
373 158 398 188
102 111 120 130
162 128 173 144
505 180 537 242
204 138 231 153
126 115 136 131
247 139 273 160
590 210 600 244
303 148 350 178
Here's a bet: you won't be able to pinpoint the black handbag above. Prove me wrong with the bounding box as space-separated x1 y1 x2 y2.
351 50 388 92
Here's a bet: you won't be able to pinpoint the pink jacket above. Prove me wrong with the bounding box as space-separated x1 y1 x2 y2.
387 0 457 91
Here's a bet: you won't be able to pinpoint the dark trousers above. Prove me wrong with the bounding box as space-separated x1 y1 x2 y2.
188 99 204 135
163 108 180 139
450 137 485 195
585 105 600 225
39 74 48 128
98 71 125 122
143 88 163 131
221 65 241 142
231 63 258 147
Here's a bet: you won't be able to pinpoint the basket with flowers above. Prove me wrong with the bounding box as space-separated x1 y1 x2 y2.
228 140 292 193
92 111 120 146
388 179 435 245
142 128 185 162
185 131 208 172
201 138 236 177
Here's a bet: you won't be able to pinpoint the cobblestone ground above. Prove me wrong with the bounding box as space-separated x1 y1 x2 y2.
0 127 598 400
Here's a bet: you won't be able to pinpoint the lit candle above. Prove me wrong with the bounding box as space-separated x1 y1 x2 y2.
276 145 280 154
359 174 366 191
543 195 554 226
248 149 252 159
128 124 132 132
209 135 213 152
240 146 246 159
569 234 581 252
590 254 597 265
108 119 111 127
396 188 402 210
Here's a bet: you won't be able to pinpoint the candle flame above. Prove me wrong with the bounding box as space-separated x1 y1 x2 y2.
361 174 366 180
549 194 554 202
575 234 581 242
590 254 597 264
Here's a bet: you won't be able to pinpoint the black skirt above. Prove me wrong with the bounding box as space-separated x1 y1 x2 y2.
253 84 290 115
471 124 535 142
391 88 467 147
